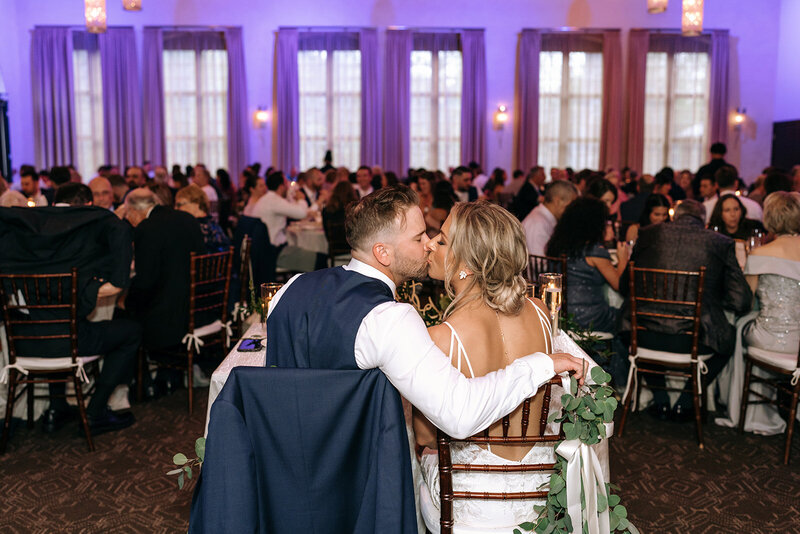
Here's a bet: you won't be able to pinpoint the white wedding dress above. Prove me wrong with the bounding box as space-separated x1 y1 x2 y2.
417 300 610 534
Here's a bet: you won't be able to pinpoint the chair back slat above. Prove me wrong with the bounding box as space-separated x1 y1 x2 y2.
0 269 79 364
188 248 234 333
437 375 566 534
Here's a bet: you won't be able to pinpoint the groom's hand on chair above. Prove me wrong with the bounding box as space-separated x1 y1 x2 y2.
549 353 585 384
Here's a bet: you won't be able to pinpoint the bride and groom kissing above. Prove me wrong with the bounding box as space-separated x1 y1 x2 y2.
191 185 590 533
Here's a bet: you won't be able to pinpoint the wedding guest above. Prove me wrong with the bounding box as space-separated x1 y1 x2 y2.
108 174 129 208
764 169 793 196
175 184 232 253
125 166 148 188
193 166 219 218
381 171 399 189
586 177 618 214
426 180 457 236
707 193 765 240
619 174 655 222
693 142 729 197
89 177 114 210
451 166 478 203
511 166 545 221
19 167 47 206
417 172 434 215
322 180 357 252
355 166 374 198
704 165 763 223
215 168 235 233
522 181 578 256
241 174 267 217
505 169 526 196
625 193 671 243
621 199 751 420
678 170 694 200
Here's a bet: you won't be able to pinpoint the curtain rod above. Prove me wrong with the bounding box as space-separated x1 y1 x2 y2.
630 27 725 33
144 25 234 31
388 26 482 32
527 27 620 33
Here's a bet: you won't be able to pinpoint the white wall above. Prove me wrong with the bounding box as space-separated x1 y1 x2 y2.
774 0 800 123
0 0 786 181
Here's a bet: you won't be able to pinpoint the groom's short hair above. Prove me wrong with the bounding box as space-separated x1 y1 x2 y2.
346 185 419 252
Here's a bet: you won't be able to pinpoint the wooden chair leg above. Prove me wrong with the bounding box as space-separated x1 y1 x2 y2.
738 359 753 433
1 371 17 454
784 382 800 465
73 375 94 453
187 349 194 416
618 368 636 437
26 380 34 428
691 368 704 449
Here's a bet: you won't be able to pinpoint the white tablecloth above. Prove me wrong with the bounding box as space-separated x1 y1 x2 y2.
286 223 328 255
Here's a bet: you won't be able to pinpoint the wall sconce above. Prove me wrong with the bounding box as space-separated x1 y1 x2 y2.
493 105 509 131
681 0 703 36
732 107 747 129
85 0 107 34
122 0 142 11
647 0 668 13
254 107 270 128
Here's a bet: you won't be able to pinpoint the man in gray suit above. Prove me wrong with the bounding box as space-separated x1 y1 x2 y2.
621 199 751 420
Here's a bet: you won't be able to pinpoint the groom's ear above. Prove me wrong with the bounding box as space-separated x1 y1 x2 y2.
372 241 392 268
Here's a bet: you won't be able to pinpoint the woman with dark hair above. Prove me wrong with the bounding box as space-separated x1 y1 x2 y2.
241 174 267 217
381 171 399 189
625 193 671 242
546 197 629 333
426 179 457 236
586 177 618 212
417 172 435 215
708 193 765 239
171 165 189 191
322 181 358 255
216 168 235 233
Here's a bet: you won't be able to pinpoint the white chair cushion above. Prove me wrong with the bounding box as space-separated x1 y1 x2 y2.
747 346 798 373
634 347 713 365
15 355 100 371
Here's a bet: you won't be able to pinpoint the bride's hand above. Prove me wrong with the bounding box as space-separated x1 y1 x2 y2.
549 352 585 384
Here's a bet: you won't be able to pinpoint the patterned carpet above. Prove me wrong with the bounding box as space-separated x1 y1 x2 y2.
1 390 798 533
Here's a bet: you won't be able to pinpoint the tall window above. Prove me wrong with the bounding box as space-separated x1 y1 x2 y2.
643 50 710 174
538 49 603 172
163 34 228 171
72 34 104 177
298 46 361 171
409 48 462 172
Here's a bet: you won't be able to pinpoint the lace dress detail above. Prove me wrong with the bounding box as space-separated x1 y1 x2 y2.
419 299 569 530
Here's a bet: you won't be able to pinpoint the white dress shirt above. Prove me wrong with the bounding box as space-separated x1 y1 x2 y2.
267 258 556 439
703 191 763 224
201 184 218 203
252 191 309 246
522 203 557 256
356 185 374 198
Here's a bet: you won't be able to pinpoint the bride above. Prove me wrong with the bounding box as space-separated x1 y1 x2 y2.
413 200 600 532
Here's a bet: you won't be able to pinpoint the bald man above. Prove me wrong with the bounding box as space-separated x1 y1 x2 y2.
89 176 114 210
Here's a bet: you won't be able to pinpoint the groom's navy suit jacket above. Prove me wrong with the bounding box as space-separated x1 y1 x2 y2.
190 267 417 534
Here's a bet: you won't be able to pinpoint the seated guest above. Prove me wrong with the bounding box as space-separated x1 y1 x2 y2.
88 176 114 210
252 171 325 272
651 168 675 205
125 166 148 189
241 173 267 217
215 168 235 234
355 166 374 198
707 193 765 239
175 184 232 253
704 165 763 223
698 172 719 202
505 169 526 196
693 142 729 197
625 193 671 243
381 171 399 189
0 191 140 434
417 172 434 215
124 189 205 354
622 199 751 420
619 173 656 222
743 192 800 355
764 169 794 196
108 174 129 208
677 170 694 200
296 169 325 207
510 166 545 221
426 180 457 236
451 166 478 204
586 177 619 215
192 166 219 219
522 180 578 256
322 180 357 251
147 182 174 207
19 166 47 206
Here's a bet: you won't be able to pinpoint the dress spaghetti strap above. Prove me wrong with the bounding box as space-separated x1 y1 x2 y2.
527 297 553 353
442 321 476 379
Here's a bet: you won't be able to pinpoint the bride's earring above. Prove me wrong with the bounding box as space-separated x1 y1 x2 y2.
459 270 468 280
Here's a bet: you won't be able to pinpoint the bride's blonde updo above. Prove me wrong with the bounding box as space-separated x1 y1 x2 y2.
443 200 528 318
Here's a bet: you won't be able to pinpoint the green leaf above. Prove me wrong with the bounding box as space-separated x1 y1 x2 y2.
533 505 546 515
584 396 598 413
166 468 183 475
185 465 193 479
556 489 568 508
513 529 522 534
609 512 620 531
597 492 608 512
579 408 596 421
603 406 614 423
519 522 536 530
195 437 206 462
534 517 549 534
618 517 630 530
613 505 628 519
590 366 606 384
608 494 621 507
177 472 185 490
549 473 565 494
607 397 619 411
570 376 578 395
563 422 579 440
567 396 582 411
173 453 188 466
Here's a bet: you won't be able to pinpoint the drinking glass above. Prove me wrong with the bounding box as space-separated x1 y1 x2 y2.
538 273 562 336
260 283 283 331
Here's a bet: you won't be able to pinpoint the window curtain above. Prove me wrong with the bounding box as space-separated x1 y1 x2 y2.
359 28 380 167
382 29 412 175
513 30 541 172
143 27 165 166
274 28 299 173
709 30 729 146
599 30 622 171
224 27 249 178
459 29 486 167
624 29 649 172
31 26 76 169
99 27 142 169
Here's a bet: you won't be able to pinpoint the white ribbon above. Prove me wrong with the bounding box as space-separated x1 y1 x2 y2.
231 302 248 322
182 333 205 353
791 368 800 387
0 363 29 384
555 424 613 534
622 354 708 411
222 320 233 347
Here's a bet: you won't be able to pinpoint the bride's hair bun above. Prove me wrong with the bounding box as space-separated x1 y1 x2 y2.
443 200 528 317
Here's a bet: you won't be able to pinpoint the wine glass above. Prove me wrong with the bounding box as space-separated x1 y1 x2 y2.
260 283 283 332
538 273 562 336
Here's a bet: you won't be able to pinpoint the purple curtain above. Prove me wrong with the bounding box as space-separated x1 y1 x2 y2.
359 29 380 167
382 30 411 175
274 28 299 173
98 27 142 169
31 27 76 169
459 29 486 167
600 30 623 171
624 29 649 172
142 27 165 166
709 30 730 146
513 30 541 172
224 27 249 178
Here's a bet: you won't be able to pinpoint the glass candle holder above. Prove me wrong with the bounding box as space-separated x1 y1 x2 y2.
538 273 562 336
260 283 283 331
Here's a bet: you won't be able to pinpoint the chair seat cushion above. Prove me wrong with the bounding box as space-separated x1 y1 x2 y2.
747 346 798 372
194 320 225 338
15 355 100 371
635 347 713 365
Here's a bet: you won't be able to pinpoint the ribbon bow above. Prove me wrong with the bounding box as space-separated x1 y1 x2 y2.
231 302 248 322
555 421 615 534
0 360 89 384
622 354 707 411
182 333 205 353
792 368 800 387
